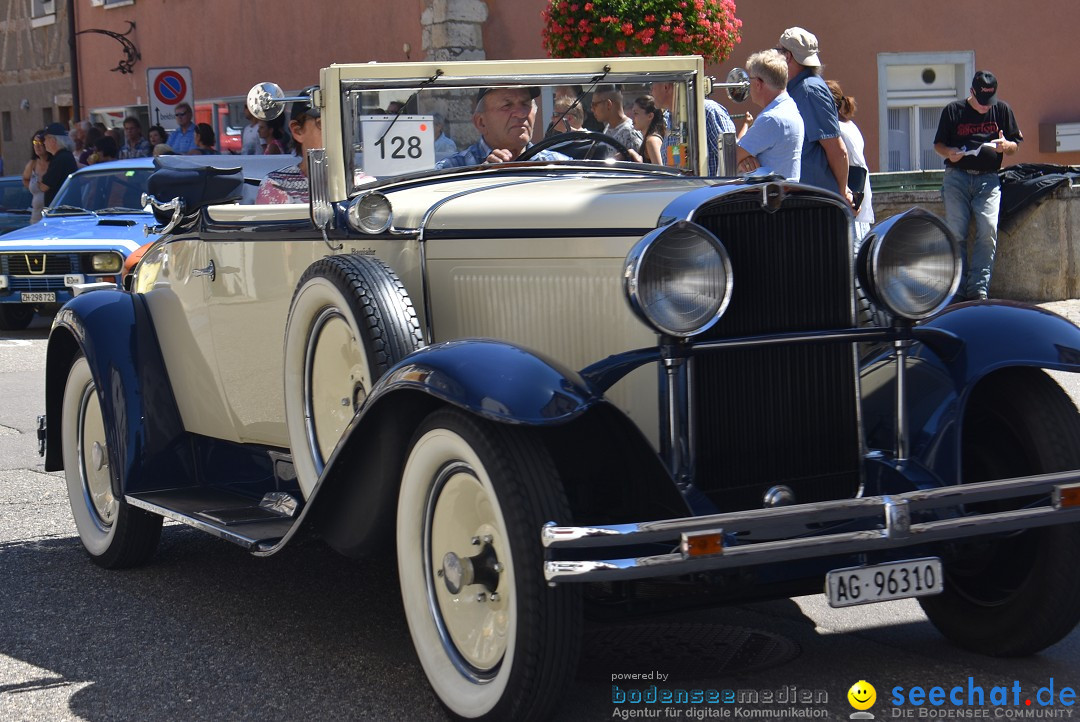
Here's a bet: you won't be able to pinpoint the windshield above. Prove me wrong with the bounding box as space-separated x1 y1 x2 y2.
52 168 155 213
341 74 702 193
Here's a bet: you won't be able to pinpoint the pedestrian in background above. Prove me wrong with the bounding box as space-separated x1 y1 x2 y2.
631 95 666 165
119 116 152 159
39 123 77 207
827 80 874 242
777 27 850 201
22 129 50 222
933 70 1022 300
241 106 262 155
735 49 803 181
258 115 287 155
167 103 196 153
188 123 217 155
78 126 103 167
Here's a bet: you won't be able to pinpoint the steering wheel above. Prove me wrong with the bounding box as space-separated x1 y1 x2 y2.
518 130 632 162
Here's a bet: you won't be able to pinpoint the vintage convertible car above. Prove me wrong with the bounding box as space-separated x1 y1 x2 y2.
0 156 293 330
41 56 1080 720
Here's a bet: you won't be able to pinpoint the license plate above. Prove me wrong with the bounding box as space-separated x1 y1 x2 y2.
20 292 55 303
826 557 943 608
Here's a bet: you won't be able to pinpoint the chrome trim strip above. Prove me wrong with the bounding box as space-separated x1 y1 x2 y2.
541 470 1080 582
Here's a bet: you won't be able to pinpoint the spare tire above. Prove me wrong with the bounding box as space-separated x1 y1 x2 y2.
283 254 424 497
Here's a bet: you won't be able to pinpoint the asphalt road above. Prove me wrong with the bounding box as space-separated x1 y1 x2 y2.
2 311 1080 721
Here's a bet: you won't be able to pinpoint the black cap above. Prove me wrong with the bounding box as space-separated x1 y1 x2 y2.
291 86 321 121
44 122 68 137
476 86 541 107
971 70 998 105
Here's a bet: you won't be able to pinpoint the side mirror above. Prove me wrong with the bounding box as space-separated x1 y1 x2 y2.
725 68 751 103
246 82 315 121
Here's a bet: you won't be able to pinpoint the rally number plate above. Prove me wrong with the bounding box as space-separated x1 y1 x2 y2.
21 292 55 303
826 557 943 608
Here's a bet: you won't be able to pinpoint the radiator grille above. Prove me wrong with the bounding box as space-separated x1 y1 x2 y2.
1 252 79 275
691 195 861 511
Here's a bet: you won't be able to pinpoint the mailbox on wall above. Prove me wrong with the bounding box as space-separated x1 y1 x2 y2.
1040 122 1080 153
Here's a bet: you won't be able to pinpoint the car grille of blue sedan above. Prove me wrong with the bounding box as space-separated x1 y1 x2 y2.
1 252 80 276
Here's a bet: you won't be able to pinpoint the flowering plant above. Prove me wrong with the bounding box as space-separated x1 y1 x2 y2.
541 0 741 63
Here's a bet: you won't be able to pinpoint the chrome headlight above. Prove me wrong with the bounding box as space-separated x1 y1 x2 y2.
624 220 733 337
859 208 960 320
91 253 123 273
347 192 393 234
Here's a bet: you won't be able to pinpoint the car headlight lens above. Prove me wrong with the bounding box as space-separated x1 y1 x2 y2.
347 192 393 234
859 208 960 320
624 220 733 337
91 253 123 273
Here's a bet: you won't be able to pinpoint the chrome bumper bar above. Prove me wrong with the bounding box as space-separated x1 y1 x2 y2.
542 470 1080 583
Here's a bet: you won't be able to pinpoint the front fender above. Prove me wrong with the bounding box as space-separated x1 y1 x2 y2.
45 290 192 494
369 338 604 424
863 301 1080 484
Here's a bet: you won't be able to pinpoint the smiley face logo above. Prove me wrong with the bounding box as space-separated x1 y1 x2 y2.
848 680 876 710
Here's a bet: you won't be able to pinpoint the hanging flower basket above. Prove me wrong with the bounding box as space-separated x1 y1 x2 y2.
541 0 742 63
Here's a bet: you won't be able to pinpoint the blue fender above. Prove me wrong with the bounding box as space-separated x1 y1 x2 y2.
864 300 1080 485
45 290 193 495
365 338 605 424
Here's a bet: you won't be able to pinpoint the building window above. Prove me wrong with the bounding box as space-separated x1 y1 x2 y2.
877 52 974 172
2 112 12 143
31 0 56 26
42 108 54 127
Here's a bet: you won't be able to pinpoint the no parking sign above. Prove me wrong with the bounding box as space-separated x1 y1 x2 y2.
146 66 194 129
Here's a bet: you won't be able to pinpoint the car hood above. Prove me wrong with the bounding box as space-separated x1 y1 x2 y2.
0 212 152 254
379 172 716 233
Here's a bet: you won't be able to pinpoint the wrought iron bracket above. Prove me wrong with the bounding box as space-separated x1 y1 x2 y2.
76 21 140 75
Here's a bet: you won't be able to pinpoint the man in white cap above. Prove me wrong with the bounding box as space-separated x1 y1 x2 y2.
777 27 850 203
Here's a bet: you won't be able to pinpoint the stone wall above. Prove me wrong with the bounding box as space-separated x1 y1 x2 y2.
874 182 1080 302
421 0 489 149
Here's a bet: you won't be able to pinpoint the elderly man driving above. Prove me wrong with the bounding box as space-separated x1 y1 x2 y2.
436 87 568 168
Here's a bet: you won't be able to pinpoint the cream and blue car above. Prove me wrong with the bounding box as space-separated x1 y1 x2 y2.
39 57 1080 721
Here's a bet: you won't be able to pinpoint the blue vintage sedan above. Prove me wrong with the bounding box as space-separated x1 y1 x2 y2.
0 156 292 330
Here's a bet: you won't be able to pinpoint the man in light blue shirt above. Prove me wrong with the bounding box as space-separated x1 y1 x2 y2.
166 103 196 154
437 87 568 169
736 49 804 181
777 27 850 202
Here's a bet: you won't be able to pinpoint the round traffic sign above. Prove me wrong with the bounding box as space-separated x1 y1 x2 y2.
153 70 188 106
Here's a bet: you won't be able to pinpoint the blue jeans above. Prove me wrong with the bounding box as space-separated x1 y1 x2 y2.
941 168 1001 298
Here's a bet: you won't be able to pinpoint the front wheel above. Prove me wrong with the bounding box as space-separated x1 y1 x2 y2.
919 369 1080 656
397 408 581 721
61 355 161 568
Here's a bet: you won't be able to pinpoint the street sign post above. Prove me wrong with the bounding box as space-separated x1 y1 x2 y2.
146 66 194 130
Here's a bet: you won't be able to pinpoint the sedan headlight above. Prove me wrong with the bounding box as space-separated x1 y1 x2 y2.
91 253 123 273
624 220 733 337
347 192 393 234
858 208 960 320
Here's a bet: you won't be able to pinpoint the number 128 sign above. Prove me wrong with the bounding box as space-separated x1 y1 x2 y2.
361 116 436 176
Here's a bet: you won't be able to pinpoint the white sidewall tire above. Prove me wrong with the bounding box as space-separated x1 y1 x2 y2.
62 356 119 557
284 276 373 498
397 425 515 719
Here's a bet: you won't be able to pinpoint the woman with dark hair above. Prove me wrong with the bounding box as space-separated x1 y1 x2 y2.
256 88 324 204
631 95 667 165
258 115 287 155
90 136 119 164
22 129 51 222
148 125 167 147
188 123 217 155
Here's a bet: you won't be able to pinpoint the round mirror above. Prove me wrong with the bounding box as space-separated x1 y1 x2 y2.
726 68 750 103
247 82 286 121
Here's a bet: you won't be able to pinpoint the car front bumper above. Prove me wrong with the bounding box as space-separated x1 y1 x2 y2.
542 469 1080 583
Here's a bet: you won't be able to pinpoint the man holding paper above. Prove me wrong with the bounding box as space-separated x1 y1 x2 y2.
933 70 1023 300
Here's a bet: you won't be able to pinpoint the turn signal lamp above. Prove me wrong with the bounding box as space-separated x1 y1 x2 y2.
680 529 725 558
1053 483 1080 509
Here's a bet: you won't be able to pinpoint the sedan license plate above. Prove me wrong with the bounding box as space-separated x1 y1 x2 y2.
20 292 55 303
826 557 943 608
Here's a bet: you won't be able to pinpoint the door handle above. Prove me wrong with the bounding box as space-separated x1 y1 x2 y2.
191 259 215 282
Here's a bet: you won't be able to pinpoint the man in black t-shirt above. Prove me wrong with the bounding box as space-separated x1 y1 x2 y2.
39 122 79 208
933 70 1022 300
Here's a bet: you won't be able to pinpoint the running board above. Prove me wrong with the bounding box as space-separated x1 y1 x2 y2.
127 488 299 551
